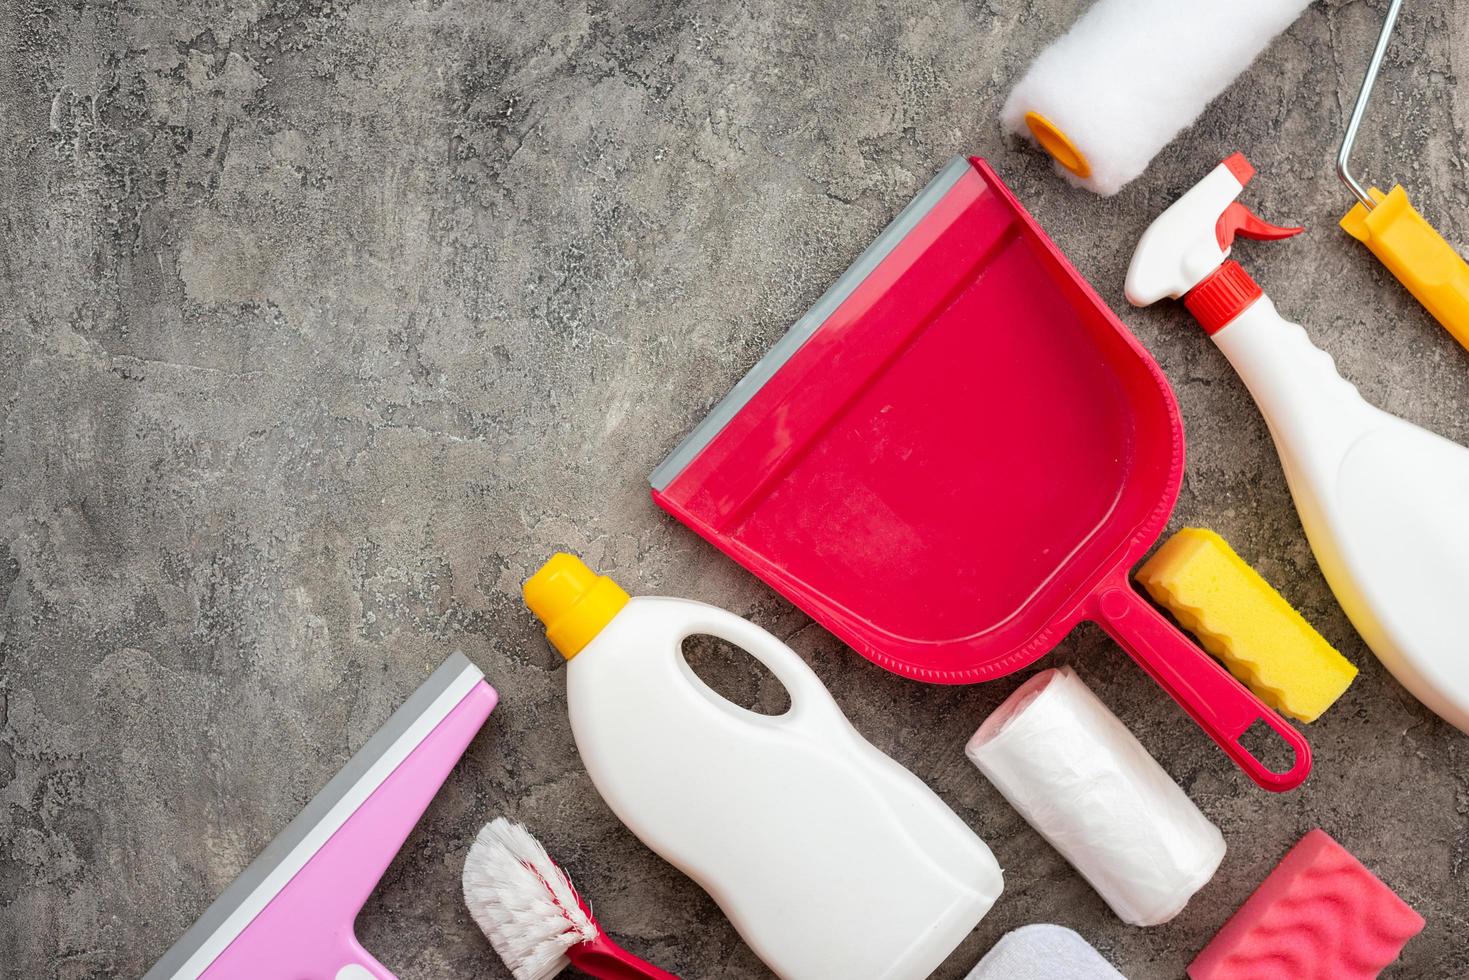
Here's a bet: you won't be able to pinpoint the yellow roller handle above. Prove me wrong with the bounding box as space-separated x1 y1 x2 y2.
1341 185 1469 353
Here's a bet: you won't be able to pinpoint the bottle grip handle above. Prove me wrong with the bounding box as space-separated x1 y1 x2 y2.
676 609 832 723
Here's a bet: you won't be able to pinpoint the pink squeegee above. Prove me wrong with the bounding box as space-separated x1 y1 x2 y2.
1189 829 1424 980
143 653 498 980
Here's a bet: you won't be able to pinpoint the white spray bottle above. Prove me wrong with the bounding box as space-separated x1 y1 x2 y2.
523 553 1003 980
1126 153 1469 734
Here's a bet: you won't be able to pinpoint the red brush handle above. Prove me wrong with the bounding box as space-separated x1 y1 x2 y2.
1091 577 1312 792
567 934 681 980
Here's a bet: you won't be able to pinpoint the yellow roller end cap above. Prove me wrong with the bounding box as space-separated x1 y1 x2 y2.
1024 112 1091 179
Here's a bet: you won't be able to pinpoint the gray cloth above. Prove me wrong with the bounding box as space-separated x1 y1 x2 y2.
966 924 1126 980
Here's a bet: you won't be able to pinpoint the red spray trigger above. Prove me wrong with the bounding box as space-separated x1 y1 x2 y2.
1218 202 1303 250
1215 155 1303 250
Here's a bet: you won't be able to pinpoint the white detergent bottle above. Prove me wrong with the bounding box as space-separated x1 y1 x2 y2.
523 553 1003 980
1127 153 1469 734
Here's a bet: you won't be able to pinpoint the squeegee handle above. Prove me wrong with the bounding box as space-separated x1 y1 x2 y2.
333 942 396 980
1091 580 1312 792
1342 185 1469 353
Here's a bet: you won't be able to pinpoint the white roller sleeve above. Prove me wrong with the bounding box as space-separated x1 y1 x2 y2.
1002 0 1313 195
966 667 1225 927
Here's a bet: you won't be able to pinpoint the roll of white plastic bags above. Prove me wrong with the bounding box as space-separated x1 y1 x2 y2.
966 667 1225 927
1003 0 1314 195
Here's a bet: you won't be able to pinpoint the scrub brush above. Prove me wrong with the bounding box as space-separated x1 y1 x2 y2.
463 818 679 980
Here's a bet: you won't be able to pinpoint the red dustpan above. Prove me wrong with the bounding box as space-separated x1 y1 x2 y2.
651 157 1311 791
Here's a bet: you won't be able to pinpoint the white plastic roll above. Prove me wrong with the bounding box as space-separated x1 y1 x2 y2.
966 667 1225 926
1003 0 1314 195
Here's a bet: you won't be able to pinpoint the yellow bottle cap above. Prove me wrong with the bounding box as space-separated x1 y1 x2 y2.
1024 112 1091 179
523 553 630 659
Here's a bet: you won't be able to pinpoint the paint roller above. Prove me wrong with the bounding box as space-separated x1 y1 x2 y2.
1003 0 1314 196
1337 0 1469 353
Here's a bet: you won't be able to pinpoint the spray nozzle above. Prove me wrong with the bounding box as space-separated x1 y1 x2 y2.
1126 154 1301 309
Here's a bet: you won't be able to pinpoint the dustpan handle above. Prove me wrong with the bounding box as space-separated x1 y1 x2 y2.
1090 580 1312 792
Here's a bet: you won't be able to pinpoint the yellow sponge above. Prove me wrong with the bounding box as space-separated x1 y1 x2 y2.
1137 528 1356 723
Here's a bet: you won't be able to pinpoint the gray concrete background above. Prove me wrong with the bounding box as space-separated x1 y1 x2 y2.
3 0 1467 977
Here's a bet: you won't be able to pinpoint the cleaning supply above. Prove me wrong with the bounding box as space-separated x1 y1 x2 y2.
966 667 1225 927
1137 528 1356 723
1002 0 1313 195
1188 829 1424 980
651 155 1310 792
143 653 498 980
965 924 1125 980
1338 0 1469 351
523 553 1003 980
1127 152 1469 735
462 818 678 980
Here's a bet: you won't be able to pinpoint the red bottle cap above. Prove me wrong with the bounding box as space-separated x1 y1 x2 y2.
1184 260 1262 334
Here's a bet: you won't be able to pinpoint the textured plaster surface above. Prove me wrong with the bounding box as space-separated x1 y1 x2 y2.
3 1 1468 977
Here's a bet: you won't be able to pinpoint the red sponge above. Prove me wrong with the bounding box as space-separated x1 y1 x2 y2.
1189 829 1423 980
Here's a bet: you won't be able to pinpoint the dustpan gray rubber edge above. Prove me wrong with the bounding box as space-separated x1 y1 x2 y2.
649 155 974 492
142 652 485 980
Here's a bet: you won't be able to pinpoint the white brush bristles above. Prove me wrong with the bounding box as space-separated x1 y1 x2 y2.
463 818 600 980
1002 0 1313 195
